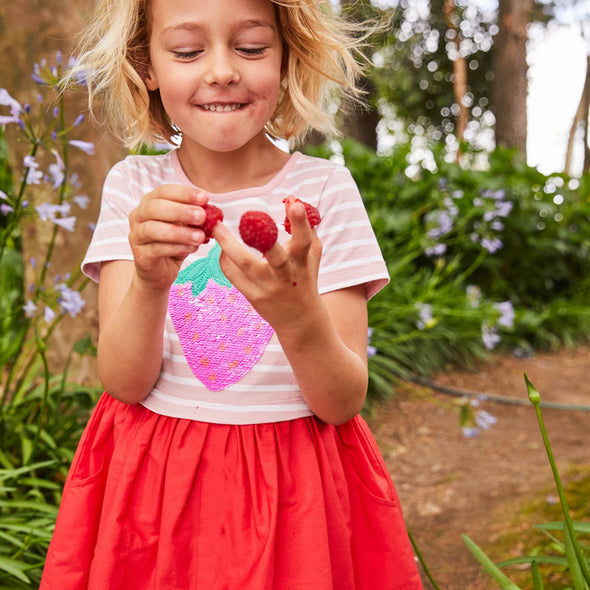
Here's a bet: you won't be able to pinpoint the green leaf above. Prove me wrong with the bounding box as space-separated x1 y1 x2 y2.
0 556 30 583
462 534 522 590
564 523 587 590
531 560 544 590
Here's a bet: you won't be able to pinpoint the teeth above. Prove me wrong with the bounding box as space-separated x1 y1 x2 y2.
201 103 241 112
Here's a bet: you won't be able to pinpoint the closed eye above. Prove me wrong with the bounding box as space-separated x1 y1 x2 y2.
237 47 267 57
173 50 203 60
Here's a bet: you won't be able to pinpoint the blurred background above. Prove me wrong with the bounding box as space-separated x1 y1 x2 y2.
1 1 590 588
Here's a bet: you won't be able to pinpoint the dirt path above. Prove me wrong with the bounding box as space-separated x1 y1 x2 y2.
365 346 590 589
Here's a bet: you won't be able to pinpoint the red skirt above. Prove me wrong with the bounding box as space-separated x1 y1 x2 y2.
41 393 423 589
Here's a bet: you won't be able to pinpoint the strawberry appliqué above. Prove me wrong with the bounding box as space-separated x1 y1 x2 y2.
168 243 274 391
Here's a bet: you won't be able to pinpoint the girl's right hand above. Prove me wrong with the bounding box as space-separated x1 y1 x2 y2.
128 185 209 291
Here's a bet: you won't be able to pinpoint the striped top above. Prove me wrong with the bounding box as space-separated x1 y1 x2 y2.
82 150 389 424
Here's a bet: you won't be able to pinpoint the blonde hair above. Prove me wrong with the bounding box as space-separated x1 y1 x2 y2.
67 0 370 149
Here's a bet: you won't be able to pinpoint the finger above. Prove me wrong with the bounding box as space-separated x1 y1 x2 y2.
150 184 208 206
284 200 313 259
139 198 207 228
211 222 255 263
132 219 205 248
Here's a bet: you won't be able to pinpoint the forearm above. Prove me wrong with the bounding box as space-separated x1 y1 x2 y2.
97 276 169 404
275 298 368 425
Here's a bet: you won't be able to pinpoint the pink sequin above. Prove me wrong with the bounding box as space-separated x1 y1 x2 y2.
169 280 274 391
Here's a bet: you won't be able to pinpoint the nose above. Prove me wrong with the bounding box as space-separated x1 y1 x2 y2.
203 47 240 86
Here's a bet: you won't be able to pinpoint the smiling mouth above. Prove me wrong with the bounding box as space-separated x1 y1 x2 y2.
198 103 245 112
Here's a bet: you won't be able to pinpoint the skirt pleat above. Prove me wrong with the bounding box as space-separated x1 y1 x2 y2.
41 393 422 590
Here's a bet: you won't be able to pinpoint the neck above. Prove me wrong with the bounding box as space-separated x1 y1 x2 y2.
176 137 291 194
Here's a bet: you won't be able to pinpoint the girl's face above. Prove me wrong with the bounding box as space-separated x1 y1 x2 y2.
145 0 284 155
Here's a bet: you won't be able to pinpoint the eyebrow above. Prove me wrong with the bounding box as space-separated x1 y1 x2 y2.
160 19 276 38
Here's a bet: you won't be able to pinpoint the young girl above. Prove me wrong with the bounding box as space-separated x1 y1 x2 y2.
41 0 423 588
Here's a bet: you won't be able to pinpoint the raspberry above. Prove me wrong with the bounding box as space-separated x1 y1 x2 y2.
239 211 278 253
201 204 223 242
283 197 321 234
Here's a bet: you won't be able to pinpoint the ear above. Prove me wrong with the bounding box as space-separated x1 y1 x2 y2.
144 65 159 91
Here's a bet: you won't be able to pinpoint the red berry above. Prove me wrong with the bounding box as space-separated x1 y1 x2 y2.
283 197 321 234
239 211 278 253
201 204 223 242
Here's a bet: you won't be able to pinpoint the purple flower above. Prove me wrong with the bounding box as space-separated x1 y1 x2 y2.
48 151 65 188
23 300 37 318
482 325 500 350
23 155 43 185
416 303 435 330
0 88 22 126
494 301 515 329
475 409 497 430
0 190 7 200
462 426 480 438
36 202 59 221
68 139 94 155
73 194 90 209
44 306 56 322
1 203 14 215
73 114 85 127
367 328 377 358
52 216 77 232
495 200 513 218
56 284 85 316
481 237 503 253
425 243 447 257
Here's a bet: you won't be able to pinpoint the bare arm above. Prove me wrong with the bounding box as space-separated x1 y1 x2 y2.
212 201 369 424
97 185 209 403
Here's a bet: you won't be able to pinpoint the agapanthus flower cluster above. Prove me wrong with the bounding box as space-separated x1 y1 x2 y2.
415 302 437 330
469 188 513 254
461 397 498 438
0 51 92 333
424 180 515 258
424 193 460 257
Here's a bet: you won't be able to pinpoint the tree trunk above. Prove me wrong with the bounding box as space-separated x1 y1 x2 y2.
339 77 380 151
565 54 590 174
492 0 532 157
444 0 469 144
337 0 379 151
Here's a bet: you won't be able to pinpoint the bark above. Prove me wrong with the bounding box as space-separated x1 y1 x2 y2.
339 77 380 151
492 0 533 156
565 54 590 174
444 0 469 144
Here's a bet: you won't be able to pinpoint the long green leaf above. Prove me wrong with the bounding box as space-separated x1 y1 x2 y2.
0 460 57 482
531 560 544 590
462 534 522 590
536 522 590 534
497 556 569 567
564 523 588 590
0 556 30 583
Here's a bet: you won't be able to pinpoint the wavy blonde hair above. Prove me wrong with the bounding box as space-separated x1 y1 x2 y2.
67 0 369 148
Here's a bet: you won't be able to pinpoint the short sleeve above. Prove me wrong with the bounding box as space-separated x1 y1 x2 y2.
316 165 389 300
81 160 137 282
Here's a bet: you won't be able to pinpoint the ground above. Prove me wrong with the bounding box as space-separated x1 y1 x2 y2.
365 345 590 589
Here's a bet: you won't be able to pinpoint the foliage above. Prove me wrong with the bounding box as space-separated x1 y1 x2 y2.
366 0 497 145
0 54 101 587
462 376 590 590
309 139 590 369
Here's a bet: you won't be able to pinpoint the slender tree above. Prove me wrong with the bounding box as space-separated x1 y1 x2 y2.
492 0 533 156
564 53 590 174
444 0 469 143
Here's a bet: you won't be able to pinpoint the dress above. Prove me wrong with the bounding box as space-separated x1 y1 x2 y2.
40 151 423 589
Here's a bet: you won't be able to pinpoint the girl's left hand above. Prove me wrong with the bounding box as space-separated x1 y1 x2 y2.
211 200 323 331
